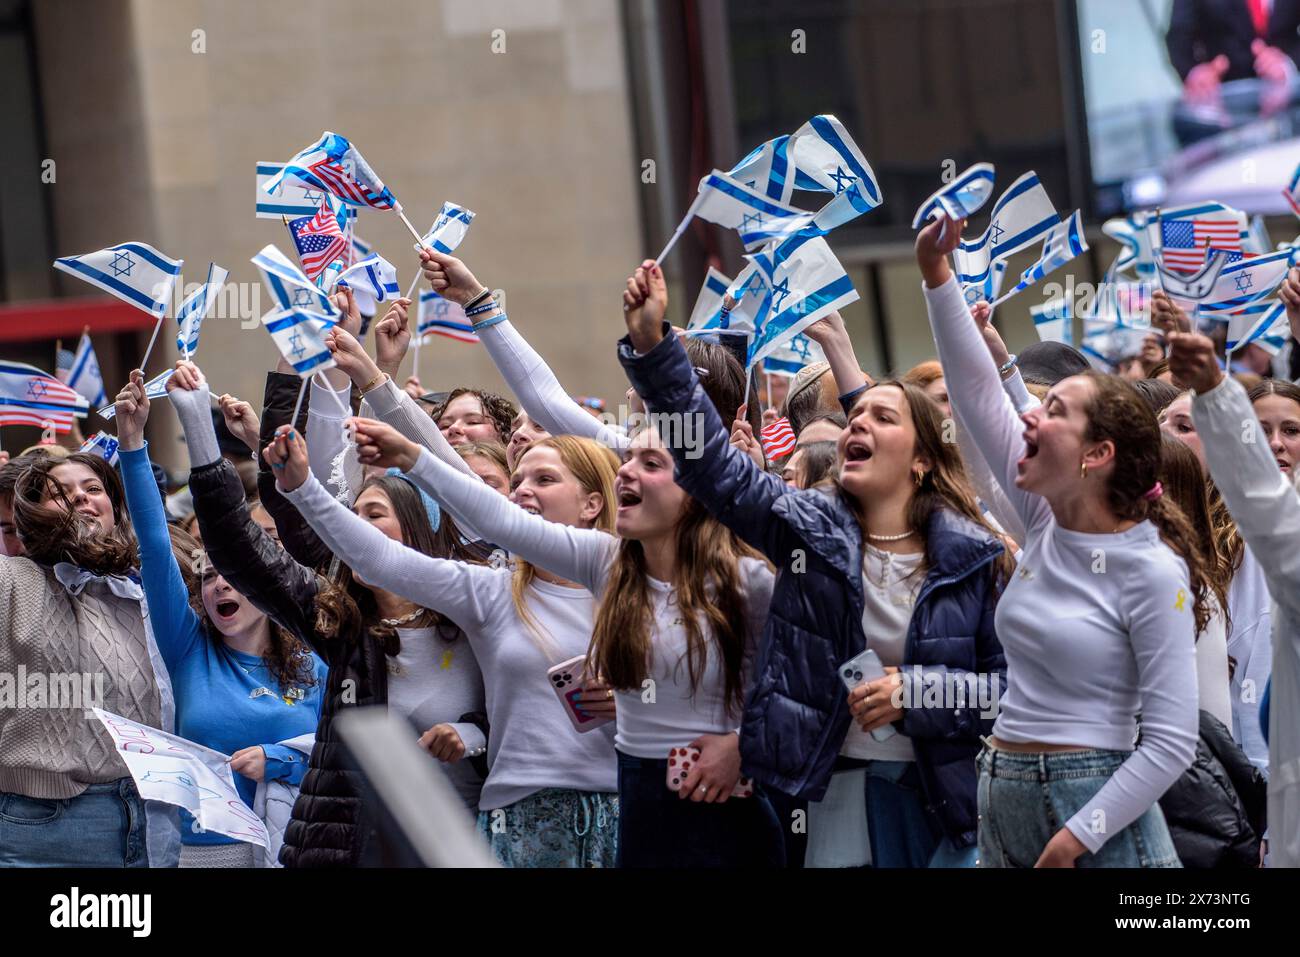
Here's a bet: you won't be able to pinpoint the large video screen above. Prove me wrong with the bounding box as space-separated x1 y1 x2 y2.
1077 0 1300 217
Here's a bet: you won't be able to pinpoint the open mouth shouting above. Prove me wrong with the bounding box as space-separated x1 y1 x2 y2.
215 598 241 622
1017 432 1039 472
616 487 643 512
841 438 873 468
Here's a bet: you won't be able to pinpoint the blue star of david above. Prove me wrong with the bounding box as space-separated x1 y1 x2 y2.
989 221 1006 245
292 288 314 307
300 188 324 205
964 285 982 304
433 300 450 318
88 360 100 380
772 278 792 312
288 330 306 360
792 335 812 360
828 166 855 194
741 211 765 234
110 252 135 277
27 379 48 401
744 179 758 189
1234 273 1253 293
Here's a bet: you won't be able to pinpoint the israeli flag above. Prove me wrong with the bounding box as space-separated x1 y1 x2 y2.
78 431 120 466
960 260 1008 309
686 267 733 332
995 211 1089 306
1226 299 1286 351
1195 247 1295 314
762 333 825 376
417 290 477 344
175 263 229 357
256 162 332 219
745 236 859 370
252 245 338 316
1285 161 1300 218
334 253 401 317
912 163 996 229
1158 248 1238 303
1029 296 1072 345
263 131 398 211
96 370 175 420
728 134 799 205
693 170 816 249
53 242 183 319
65 332 108 406
418 202 475 254
951 172 1058 288
1245 215 1273 256
787 115 881 207
1102 213 1156 279
261 307 336 376
1246 305 1291 354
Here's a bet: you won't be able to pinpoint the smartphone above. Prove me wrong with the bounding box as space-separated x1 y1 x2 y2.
547 655 614 734
838 647 897 742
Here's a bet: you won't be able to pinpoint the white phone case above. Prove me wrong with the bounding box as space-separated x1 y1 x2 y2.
838 648 897 742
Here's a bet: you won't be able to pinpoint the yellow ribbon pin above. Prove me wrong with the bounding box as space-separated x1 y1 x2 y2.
1174 589 1186 612
441 650 454 670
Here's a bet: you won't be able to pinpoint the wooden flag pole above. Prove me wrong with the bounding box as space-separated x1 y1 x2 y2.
396 206 428 249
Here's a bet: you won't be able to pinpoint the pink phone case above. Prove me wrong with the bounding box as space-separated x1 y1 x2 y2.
547 655 614 734
666 746 753 798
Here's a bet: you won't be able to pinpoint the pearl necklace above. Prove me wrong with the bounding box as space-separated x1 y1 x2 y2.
866 529 916 542
380 608 424 628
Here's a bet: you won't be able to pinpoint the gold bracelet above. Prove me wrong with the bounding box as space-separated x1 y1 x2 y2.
360 371 388 395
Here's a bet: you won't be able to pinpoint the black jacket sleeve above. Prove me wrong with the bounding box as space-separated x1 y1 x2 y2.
257 371 331 571
190 456 332 658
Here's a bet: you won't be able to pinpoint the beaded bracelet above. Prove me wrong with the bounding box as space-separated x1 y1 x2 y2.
997 354 1018 378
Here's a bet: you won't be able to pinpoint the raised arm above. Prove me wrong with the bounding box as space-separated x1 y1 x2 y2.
917 217 1052 536
115 370 205 673
168 361 326 651
266 430 505 634
319 417 616 593
417 247 628 449
618 261 816 563
254 370 330 570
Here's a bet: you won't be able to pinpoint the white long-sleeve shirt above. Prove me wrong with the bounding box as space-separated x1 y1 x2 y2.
478 316 629 450
401 447 774 759
1192 374 1300 867
283 471 615 809
924 274 1198 855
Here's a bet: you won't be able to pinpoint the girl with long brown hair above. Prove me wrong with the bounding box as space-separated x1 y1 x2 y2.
619 261 1010 869
919 215 1204 868
338 410 783 867
113 369 327 867
267 429 623 867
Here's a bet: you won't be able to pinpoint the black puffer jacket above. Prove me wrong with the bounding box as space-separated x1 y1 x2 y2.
190 458 486 867
1159 710 1267 868
256 371 331 571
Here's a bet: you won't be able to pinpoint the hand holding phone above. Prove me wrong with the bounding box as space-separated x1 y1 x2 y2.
839 648 898 742
547 655 614 734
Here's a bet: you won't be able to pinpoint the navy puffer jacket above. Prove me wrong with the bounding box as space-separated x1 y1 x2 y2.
621 328 1006 846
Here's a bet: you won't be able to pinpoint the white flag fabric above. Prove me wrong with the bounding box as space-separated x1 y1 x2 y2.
333 253 400 311
53 242 183 319
175 263 229 357
995 210 1089 305
951 172 1058 289
1030 296 1073 345
1188 247 1295 314
418 202 475 254
693 170 816 249
912 163 996 228
256 161 329 219
63 332 108 406
77 430 121 466
417 290 477 344
686 267 734 332
787 115 882 209
252 245 338 315
91 709 269 847
96 369 175 420
762 332 825 376
1103 213 1157 279
261 306 337 376
960 260 1008 309
745 236 859 370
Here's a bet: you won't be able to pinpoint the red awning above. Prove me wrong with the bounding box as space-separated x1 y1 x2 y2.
0 297 156 344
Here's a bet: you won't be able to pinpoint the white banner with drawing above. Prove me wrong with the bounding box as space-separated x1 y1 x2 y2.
92 708 269 847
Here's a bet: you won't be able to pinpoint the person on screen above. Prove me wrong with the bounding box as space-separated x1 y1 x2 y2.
1167 0 1300 112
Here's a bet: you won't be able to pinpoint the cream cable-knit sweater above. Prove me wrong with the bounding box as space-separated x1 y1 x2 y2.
0 558 161 799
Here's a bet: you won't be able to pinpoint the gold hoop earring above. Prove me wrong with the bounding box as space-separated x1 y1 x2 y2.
914 469 926 487
1080 461 1088 479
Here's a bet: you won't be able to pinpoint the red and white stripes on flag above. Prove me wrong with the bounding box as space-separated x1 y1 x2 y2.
760 417 797 460
0 360 88 433
1157 217 1244 272
291 203 348 280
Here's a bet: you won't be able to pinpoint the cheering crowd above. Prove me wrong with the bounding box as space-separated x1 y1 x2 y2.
1 215 1297 869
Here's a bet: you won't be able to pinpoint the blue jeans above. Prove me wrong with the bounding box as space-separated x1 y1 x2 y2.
977 746 1182 868
863 760 978 868
0 779 148 868
477 789 619 867
615 750 785 868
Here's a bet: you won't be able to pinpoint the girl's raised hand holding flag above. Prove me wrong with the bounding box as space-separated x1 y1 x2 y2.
622 259 669 353
418 248 487 307
263 424 312 492
915 215 966 289
373 298 413 379
113 370 151 451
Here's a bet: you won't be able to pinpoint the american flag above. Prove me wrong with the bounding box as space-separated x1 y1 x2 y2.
288 202 348 280
0 360 88 433
1159 218 1243 272
760 417 797 460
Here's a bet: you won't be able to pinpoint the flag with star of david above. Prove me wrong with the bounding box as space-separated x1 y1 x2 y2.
912 163 997 229
257 161 337 219
55 332 107 406
1172 246 1294 316
175 263 229 357
417 290 477 344
682 262 770 338
333 253 401 316
418 202 475 255
685 267 734 333
261 307 337 377
994 210 1089 306
745 236 859 371
252 245 339 316
692 170 816 250
1029 296 1073 346
95 370 175 420
263 132 398 211
762 332 826 376
951 172 1059 291
0 360 88 432
53 242 183 318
